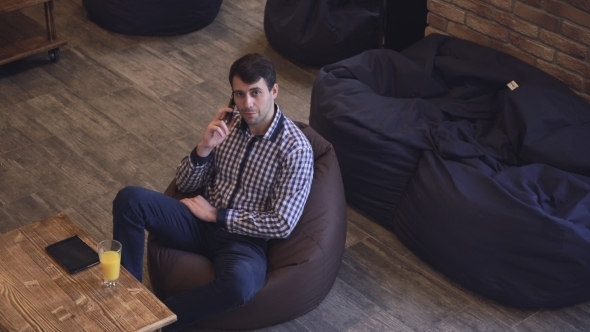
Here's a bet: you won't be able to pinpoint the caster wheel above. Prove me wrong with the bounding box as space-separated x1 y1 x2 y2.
49 48 60 62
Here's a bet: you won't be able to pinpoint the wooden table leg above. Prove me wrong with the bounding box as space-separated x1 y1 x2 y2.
43 0 56 41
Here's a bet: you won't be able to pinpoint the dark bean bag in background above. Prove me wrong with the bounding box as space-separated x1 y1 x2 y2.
147 122 347 329
83 0 222 36
264 0 380 67
309 33 590 308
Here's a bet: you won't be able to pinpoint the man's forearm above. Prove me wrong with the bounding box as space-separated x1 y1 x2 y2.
222 208 297 239
175 153 211 193
195 141 213 158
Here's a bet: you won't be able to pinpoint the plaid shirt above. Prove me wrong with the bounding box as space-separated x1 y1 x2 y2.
175 106 314 239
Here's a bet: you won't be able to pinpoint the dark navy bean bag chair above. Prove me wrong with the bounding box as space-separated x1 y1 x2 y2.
309 33 590 309
83 0 222 36
264 0 380 67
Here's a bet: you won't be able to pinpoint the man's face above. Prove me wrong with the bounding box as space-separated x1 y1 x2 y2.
231 76 278 135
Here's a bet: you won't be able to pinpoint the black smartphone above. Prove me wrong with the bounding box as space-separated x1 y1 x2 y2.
45 235 100 274
224 97 236 124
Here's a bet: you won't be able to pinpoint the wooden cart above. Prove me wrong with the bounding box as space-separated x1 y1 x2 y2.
0 0 67 66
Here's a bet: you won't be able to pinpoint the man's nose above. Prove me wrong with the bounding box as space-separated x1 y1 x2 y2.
245 95 255 108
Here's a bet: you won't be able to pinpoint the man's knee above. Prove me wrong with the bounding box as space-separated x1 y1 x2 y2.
114 186 146 205
112 186 152 221
113 186 148 210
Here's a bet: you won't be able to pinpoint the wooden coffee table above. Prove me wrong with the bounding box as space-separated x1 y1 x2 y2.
0 213 176 331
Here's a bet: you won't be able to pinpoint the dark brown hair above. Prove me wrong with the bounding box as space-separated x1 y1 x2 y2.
228 53 277 90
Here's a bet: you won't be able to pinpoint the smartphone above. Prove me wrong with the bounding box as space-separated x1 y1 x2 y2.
224 97 236 124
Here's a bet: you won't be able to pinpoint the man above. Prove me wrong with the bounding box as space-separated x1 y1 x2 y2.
112 53 314 331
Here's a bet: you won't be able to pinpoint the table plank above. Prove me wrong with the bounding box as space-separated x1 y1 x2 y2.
0 213 176 331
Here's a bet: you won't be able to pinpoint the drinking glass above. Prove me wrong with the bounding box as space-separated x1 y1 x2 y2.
97 240 122 287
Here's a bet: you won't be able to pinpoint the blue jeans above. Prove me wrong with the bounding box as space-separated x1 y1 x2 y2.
112 186 268 331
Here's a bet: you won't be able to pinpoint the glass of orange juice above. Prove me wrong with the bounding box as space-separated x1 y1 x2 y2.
97 240 122 287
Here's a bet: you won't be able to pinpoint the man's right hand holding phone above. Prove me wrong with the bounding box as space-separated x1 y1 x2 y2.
187 104 236 222
196 105 237 158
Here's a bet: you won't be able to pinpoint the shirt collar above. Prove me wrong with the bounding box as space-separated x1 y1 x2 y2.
238 103 284 142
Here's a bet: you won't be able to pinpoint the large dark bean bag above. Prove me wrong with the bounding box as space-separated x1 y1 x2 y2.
83 0 222 36
309 33 590 309
264 0 380 67
147 122 347 329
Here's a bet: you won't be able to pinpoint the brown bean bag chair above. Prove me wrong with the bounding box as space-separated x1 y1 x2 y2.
147 122 347 329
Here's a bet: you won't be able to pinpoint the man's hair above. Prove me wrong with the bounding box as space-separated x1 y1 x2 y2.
229 53 277 91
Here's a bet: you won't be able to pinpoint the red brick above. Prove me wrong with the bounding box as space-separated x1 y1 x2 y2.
447 21 490 45
480 0 512 11
428 12 448 31
428 0 466 23
495 11 539 38
425 26 448 36
514 2 560 32
546 0 590 29
489 40 537 64
556 52 590 77
453 0 495 19
537 60 584 90
563 0 590 13
539 29 587 59
562 21 590 47
518 0 543 8
510 33 556 61
466 14 510 41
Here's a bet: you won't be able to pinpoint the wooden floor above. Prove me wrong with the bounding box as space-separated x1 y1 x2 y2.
1 1 589 331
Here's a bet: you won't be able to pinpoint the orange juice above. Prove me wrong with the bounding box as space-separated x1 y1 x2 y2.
100 251 121 281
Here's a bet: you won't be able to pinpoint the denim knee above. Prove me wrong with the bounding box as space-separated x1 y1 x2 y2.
112 186 150 221
113 186 145 205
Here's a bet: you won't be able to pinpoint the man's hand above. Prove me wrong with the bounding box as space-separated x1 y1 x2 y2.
180 195 218 222
196 107 237 157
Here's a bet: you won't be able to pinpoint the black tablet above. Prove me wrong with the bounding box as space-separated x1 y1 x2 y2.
45 235 99 274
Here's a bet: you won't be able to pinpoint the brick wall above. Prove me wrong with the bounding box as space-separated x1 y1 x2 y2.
425 0 590 103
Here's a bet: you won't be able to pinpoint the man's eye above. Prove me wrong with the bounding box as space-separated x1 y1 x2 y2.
235 93 244 98
252 90 261 96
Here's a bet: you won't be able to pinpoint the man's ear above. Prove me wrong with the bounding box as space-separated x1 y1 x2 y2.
271 83 279 98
